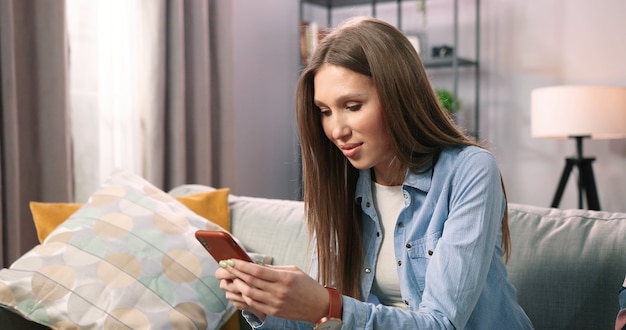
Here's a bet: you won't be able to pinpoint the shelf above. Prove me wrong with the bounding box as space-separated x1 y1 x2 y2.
303 0 399 7
423 57 478 69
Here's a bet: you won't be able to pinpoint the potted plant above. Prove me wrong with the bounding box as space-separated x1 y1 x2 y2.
435 88 461 116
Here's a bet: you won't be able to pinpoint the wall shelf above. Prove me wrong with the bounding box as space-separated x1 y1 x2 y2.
424 57 477 69
304 0 403 7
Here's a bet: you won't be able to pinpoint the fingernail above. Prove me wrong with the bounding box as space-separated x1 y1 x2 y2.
219 260 228 268
226 259 236 267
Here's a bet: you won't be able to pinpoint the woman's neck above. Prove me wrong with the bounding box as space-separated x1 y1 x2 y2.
371 165 405 186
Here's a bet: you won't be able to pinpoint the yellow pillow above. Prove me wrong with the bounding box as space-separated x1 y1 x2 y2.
29 188 231 243
28 202 83 244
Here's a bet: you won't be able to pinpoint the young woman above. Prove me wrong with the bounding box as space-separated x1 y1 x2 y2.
216 16 533 329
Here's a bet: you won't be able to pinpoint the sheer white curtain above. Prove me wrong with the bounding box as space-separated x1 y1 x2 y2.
67 0 162 201
68 0 218 201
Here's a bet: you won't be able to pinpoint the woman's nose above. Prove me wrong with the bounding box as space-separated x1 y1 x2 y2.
330 114 350 140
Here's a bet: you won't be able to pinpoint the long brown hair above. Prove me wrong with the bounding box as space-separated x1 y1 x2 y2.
296 17 510 300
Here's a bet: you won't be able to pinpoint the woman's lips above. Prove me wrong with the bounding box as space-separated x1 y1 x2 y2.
340 143 362 158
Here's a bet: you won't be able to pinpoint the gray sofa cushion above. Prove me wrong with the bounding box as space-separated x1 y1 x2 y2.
507 203 626 330
229 195 311 272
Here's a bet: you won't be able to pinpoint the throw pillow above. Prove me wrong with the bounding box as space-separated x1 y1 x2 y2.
30 189 231 243
29 202 82 243
0 169 236 329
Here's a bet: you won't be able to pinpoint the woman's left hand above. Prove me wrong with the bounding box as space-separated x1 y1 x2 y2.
218 260 330 323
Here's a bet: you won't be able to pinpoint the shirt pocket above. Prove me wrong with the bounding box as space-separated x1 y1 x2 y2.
406 231 441 293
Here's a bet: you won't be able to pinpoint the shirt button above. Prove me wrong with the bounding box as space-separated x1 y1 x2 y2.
397 222 404 228
365 268 371 274
405 243 411 248
397 260 402 266
428 249 434 256
404 300 409 306
376 232 380 237
365 202 371 208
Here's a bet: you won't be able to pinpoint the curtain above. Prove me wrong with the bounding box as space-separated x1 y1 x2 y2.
0 0 73 267
0 0 219 266
146 0 219 191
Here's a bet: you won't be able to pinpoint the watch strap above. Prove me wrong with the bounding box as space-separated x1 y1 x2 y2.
325 286 342 319
314 286 343 329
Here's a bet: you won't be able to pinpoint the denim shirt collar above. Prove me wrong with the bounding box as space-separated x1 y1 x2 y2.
355 165 433 203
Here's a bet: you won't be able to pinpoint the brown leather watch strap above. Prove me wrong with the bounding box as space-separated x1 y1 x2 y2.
325 287 342 319
315 287 343 329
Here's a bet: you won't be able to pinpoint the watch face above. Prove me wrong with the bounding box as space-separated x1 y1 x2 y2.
316 318 342 330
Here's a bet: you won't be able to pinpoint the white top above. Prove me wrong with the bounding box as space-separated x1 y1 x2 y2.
370 182 407 309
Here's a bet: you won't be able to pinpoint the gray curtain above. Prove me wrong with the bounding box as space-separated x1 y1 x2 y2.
0 0 73 267
146 0 220 191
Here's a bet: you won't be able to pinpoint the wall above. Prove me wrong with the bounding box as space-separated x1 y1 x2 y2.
480 0 626 212
297 0 626 211
213 0 301 200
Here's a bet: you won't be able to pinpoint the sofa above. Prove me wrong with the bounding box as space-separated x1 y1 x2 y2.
0 173 623 329
209 187 626 330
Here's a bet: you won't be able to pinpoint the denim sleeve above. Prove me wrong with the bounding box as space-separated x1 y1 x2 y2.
618 285 626 330
243 297 453 329
241 311 315 329
619 278 626 309
241 296 454 329
342 295 454 329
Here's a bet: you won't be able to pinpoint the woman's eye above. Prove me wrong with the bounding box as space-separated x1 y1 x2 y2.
347 104 362 111
320 109 331 116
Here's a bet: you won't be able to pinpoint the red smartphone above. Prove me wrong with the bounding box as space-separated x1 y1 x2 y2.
195 230 253 263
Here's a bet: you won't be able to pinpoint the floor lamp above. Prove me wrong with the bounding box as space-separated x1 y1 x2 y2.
531 85 626 210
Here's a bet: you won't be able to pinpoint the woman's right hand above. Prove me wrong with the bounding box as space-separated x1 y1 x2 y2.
215 260 267 320
215 259 329 323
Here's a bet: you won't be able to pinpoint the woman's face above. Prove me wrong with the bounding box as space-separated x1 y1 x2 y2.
314 64 395 184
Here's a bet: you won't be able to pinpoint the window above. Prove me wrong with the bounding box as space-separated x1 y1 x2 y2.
67 0 159 201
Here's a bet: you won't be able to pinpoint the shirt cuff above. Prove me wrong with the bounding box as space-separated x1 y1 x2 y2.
241 310 264 328
241 311 294 329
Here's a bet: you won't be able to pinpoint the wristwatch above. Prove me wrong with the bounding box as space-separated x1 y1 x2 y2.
314 287 343 330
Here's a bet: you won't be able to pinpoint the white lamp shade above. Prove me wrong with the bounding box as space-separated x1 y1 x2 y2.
531 85 626 139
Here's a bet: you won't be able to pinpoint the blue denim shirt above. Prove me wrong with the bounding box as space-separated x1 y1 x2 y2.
246 146 533 329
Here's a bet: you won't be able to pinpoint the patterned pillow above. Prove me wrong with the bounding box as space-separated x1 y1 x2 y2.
0 169 235 329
